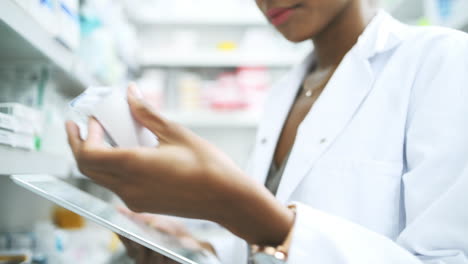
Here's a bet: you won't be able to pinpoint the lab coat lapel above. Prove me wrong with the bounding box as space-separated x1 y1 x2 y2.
276 49 375 203
276 10 407 203
250 53 315 185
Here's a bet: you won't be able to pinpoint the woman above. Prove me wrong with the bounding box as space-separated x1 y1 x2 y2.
66 0 468 263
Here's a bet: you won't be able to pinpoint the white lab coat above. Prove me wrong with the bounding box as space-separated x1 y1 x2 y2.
211 10 468 264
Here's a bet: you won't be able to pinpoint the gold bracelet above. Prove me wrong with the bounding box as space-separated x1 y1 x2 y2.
250 205 297 261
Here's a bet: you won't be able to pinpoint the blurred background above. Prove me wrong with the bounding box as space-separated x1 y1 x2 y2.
0 0 467 263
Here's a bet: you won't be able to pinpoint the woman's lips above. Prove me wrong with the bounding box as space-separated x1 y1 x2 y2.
266 6 297 26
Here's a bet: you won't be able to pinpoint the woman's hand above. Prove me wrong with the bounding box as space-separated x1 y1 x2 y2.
118 208 215 264
66 84 294 246
120 236 176 264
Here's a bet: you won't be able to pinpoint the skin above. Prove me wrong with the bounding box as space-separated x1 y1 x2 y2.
66 0 377 262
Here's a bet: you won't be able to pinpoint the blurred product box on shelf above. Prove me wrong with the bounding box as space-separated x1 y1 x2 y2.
0 65 47 109
0 103 43 133
0 250 32 264
0 103 42 123
0 112 35 135
0 233 35 251
425 0 468 28
14 133 37 150
56 0 80 51
0 112 16 132
79 0 137 84
12 0 80 51
209 72 247 111
0 65 77 153
0 64 83 155
178 73 203 111
237 67 270 112
13 0 59 36
0 128 36 150
11 0 135 83
175 67 270 113
0 230 45 263
0 104 43 151
0 222 122 264
0 65 57 151
0 130 14 147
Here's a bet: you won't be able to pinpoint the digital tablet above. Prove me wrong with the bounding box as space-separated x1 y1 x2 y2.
11 175 221 264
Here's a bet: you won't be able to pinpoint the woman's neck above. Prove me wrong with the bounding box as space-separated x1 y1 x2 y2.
312 1 377 70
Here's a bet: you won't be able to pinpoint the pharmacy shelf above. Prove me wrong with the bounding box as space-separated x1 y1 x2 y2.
163 111 260 128
127 4 268 27
0 146 71 176
0 0 97 96
133 16 268 27
141 51 305 68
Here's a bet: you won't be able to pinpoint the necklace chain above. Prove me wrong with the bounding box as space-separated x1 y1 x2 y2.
302 67 336 98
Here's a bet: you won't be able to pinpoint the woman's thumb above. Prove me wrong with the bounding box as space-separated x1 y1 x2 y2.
127 84 171 142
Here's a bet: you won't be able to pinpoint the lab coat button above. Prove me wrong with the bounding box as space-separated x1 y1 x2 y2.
320 138 327 144
261 138 267 145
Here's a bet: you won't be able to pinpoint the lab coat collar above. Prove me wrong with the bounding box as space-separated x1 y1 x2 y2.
355 9 408 60
273 10 409 203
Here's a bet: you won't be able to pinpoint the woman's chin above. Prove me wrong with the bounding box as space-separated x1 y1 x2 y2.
279 30 313 43
271 23 315 43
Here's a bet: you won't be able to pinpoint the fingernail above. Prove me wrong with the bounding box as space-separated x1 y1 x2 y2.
129 83 143 99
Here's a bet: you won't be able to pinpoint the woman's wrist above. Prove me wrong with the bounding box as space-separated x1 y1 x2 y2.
213 176 295 246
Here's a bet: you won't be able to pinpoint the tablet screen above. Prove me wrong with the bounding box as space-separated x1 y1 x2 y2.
12 175 220 264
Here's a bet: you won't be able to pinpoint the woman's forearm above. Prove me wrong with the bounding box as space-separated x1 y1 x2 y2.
213 177 295 246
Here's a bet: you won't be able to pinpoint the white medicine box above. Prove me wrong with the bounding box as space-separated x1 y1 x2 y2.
56 0 80 51
13 0 60 36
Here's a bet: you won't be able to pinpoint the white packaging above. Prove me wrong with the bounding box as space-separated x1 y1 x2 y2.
0 128 35 150
0 112 16 132
0 130 14 147
0 103 41 121
15 119 36 135
0 103 42 134
70 87 159 148
13 133 36 150
0 112 36 135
